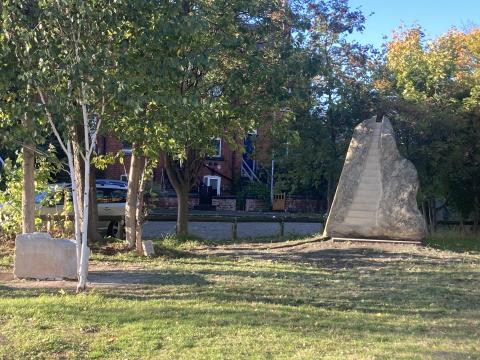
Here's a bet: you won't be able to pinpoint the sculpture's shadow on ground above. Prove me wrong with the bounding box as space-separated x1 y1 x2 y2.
201 244 466 270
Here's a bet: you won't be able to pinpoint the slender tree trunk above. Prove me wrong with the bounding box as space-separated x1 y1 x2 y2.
421 201 430 234
72 126 84 226
66 142 82 271
472 195 479 234
135 159 148 255
460 218 465 234
125 145 143 248
429 198 435 233
72 126 102 242
77 150 91 291
88 167 103 243
21 114 35 233
176 186 189 236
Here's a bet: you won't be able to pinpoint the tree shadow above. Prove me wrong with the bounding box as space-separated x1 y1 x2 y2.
88 270 209 286
2 246 479 321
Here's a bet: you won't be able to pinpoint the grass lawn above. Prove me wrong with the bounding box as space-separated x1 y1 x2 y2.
1 233 480 359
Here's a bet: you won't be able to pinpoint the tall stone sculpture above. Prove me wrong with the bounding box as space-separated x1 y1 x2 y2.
324 116 427 241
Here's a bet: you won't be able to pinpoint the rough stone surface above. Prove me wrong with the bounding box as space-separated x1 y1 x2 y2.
14 232 78 280
142 240 155 257
324 116 427 240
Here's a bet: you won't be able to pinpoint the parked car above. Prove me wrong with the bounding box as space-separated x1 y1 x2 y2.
36 179 128 237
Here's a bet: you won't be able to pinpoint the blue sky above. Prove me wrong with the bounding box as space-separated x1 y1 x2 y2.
347 0 479 48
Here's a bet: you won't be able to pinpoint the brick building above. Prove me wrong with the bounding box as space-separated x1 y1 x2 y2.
96 129 325 213
98 129 267 196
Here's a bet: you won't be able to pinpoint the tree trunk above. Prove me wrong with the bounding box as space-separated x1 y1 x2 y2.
88 166 103 243
135 159 148 255
163 151 204 237
72 126 102 243
176 186 189 236
71 125 85 226
21 114 35 233
125 145 144 248
421 201 430 234
473 195 479 234
432 198 437 232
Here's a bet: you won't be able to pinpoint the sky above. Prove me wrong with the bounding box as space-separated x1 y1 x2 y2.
347 0 479 48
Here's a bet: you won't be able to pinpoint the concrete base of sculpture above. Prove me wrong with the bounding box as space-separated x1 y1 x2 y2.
332 237 423 245
324 116 427 241
14 232 78 280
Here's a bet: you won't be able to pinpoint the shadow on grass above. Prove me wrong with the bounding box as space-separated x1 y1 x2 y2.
89 269 209 286
2 247 479 321
200 246 467 270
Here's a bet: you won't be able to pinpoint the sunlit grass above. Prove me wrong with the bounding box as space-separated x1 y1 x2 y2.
1 233 480 359
426 230 480 253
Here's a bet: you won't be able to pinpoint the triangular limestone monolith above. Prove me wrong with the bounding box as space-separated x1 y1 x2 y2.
324 116 427 241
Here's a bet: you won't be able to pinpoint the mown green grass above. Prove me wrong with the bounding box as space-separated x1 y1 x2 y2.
426 230 480 254
1 234 480 359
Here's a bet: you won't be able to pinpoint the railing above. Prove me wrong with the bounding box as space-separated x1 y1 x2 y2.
241 159 260 182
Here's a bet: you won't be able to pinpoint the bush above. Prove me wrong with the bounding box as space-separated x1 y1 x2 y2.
236 182 271 210
0 146 62 241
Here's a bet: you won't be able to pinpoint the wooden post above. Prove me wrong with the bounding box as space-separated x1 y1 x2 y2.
232 217 238 242
279 218 285 239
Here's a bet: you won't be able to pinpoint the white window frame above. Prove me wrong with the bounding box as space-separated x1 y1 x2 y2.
203 175 221 196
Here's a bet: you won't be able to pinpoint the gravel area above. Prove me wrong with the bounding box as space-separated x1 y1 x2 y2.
142 221 323 240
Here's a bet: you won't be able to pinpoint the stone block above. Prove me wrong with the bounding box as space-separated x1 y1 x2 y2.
142 240 155 257
324 116 427 241
14 232 78 280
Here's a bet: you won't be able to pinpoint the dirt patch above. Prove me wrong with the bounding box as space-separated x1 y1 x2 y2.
1 239 477 290
192 239 475 269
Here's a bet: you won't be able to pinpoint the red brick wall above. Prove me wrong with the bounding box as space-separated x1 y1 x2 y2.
285 197 323 213
150 196 200 210
150 195 236 211
245 198 269 212
212 198 237 211
101 136 246 195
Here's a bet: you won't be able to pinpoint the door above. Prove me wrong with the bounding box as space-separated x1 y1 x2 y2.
203 176 221 196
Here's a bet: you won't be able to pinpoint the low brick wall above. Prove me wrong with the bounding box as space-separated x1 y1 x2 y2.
285 196 323 213
150 193 323 213
245 198 268 212
151 194 236 211
150 194 199 210
212 197 236 211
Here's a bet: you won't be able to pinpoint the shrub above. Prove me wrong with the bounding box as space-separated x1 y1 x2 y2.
0 146 62 241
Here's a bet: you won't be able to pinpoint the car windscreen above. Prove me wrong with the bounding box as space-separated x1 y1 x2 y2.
97 188 127 203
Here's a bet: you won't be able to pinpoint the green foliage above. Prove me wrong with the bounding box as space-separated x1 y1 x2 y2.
106 0 302 161
274 0 375 200
236 181 271 210
384 27 480 224
0 145 60 239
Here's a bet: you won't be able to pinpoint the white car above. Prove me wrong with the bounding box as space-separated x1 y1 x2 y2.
36 179 127 237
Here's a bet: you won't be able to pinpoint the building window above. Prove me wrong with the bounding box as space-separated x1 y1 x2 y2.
211 138 222 158
203 175 221 196
122 141 132 155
